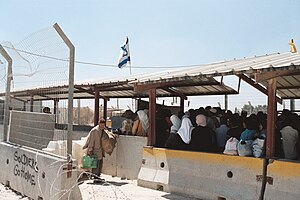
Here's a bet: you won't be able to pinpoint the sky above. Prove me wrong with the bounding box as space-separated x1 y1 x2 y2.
1 0 300 112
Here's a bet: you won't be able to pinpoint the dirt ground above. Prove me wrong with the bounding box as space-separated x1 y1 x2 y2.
1 174 197 200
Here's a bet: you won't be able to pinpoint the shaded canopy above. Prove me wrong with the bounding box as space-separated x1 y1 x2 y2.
1 52 300 102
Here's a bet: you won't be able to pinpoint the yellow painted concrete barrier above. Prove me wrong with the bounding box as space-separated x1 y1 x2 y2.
265 159 300 200
138 147 264 200
138 147 300 200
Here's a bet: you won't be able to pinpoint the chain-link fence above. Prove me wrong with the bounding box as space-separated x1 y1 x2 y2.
0 23 74 156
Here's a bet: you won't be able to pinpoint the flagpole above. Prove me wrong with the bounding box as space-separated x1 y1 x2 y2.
128 36 132 75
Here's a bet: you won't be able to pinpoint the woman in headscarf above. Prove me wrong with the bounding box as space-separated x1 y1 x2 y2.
165 114 182 148
170 114 181 134
190 114 217 152
177 117 194 144
165 117 194 150
132 110 149 137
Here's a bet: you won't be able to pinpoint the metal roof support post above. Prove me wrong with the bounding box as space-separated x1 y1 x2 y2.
54 99 58 123
290 99 295 111
266 78 277 158
0 45 12 142
103 98 107 121
77 99 81 125
94 87 100 126
260 78 276 200
148 89 156 146
30 95 34 112
224 94 228 111
180 97 185 116
53 23 75 163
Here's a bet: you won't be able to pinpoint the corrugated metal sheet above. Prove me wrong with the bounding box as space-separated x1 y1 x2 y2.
135 52 300 83
134 52 300 99
2 52 300 101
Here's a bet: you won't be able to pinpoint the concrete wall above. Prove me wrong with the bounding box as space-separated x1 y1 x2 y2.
43 135 147 180
138 147 300 200
9 111 55 150
0 142 82 200
102 135 148 180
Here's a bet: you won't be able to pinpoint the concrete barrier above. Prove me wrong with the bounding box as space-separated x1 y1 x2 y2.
43 135 147 180
102 143 117 177
115 135 148 179
265 159 300 200
138 147 264 200
0 142 82 200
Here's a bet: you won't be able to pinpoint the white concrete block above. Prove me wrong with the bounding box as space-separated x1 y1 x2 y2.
0 142 82 200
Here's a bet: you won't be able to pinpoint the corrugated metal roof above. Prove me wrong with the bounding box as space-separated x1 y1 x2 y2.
135 52 300 83
133 52 300 99
1 52 300 101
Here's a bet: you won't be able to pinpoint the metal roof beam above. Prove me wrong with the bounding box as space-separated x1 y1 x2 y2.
237 74 282 104
277 85 300 90
134 80 220 92
255 69 300 82
161 87 187 100
75 86 94 95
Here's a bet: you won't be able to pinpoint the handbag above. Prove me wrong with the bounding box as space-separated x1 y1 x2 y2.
82 155 98 169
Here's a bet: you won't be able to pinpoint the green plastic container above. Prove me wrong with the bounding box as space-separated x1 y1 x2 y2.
82 155 98 169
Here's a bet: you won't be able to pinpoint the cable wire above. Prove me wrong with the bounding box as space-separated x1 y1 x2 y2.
2 45 201 69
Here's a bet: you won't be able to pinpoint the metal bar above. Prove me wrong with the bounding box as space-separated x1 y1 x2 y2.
266 78 277 158
255 69 300 82
54 99 58 123
180 97 185 116
290 99 295 111
53 23 75 160
237 74 282 104
94 87 100 126
161 87 187 100
0 45 12 142
134 79 220 92
77 99 80 125
258 158 270 200
225 94 228 111
30 95 34 112
148 89 156 146
237 77 241 93
103 98 107 121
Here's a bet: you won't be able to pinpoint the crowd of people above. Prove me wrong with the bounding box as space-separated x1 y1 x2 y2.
118 106 300 160
83 106 299 182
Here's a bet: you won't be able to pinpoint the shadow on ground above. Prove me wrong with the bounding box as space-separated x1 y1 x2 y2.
162 193 201 200
87 180 129 187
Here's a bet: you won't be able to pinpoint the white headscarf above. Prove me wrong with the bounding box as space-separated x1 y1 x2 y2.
196 114 207 127
170 114 181 133
137 110 149 134
177 117 194 144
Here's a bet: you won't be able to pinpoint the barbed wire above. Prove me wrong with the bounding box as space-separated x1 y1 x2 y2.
1 45 202 69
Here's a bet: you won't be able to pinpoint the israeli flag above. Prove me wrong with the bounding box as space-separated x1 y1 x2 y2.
118 37 131 68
